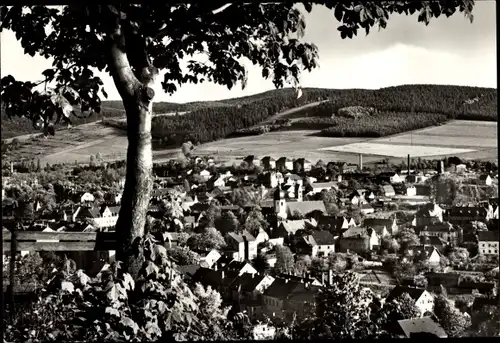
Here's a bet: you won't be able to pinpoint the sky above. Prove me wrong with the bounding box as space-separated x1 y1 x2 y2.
1 2 496 103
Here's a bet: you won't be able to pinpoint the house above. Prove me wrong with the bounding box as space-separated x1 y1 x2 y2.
405 245 442 265
225 230 258 262
406 185 417 196
419 222 462 245
73 191 95 204
308 182 337 195
414 203 444 228
379 172 404 184
252 324 276 340
254 229 270 245
349 189 369 206
229 272 275 319
274 188 326 219
199 169 212 181
444 206 490 225
261 278 301 321
425 272 460 293
419 235 448 252
243 155 256 166
191 268 239 299
80 205 120 229
273 219 316 239
317 216 351 235
295 230 336 257
381 185 396 197
360 203 375 215
286 282 322 320
276 273 323 286
284 174 303 187
478 174 492 186
396 317 447 338
477 231 499 256
207 174 225 189
260 156 277 171
223 260 258 276
295 158 312 173
60 206 82 223
405 174 428 184
363 218 398 236
386 286 435 316
198 249 221 269
276 157 294 172
340 163 358 174
339 227 378 253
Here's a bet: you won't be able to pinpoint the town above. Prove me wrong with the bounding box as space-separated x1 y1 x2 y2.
3 153 499 338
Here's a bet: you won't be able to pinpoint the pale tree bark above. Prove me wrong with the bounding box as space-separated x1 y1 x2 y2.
107 17 158 277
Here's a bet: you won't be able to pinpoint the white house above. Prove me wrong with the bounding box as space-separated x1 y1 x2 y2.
310 182 337 195
406 185 417 197
478 231 499 256
386 287 435 317
478 175 492 186
255 229 270 245
199 169 212 181
84 206 120 229
199 249 221 268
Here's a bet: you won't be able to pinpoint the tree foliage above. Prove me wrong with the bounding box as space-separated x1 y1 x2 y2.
186 227 226 252
274 245 294 274
433 295 471 338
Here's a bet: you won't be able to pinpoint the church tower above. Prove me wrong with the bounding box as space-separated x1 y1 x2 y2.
274 185 287 219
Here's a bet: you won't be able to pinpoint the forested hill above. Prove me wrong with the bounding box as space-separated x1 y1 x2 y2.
145 84 497 146
1 84 496 141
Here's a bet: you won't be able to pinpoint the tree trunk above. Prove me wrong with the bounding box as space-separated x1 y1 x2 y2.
107 19 158 277
115 99 154 278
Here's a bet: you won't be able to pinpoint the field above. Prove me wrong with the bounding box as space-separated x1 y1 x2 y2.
4 120 497 166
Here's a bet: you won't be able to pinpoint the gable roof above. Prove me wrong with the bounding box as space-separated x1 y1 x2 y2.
343 227 370 238
477 231 499 242
397 317 447 338
229 273 268 292
363 218 393 228
263 278 301 299
382 185 395 193
227 230 256 243
311 182 336 190
191 267 239 290
287 201 326 216
280 219 315 235
408 245 442 258
318 216 347 232
311 230 335 245
386 286 427 303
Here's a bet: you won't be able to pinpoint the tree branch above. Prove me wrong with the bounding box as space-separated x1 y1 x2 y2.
107 17 140 99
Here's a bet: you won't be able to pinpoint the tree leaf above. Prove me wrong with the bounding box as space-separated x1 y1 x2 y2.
61 281 74 293
105 306 121 318
122 273 135 291
334 5 343 21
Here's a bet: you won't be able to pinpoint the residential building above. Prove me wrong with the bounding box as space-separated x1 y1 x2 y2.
444 206 490 225
477 231 499 256
199 169 211 181
198 249 221 269
223 260 258 276
339 227 376 253
260 156 276 171
478 174 492 186
414 203 444 228
360 203 375 215
405 245 442 265
80 205 120 229
379 172 404 184
381 185 396 197
363 218 398 236
406 185 417 196
229 272 275 319
295 158 312 173
386 287 435 316
419 222 462 245
276 157 294 172
191 268 239 300
396 317 447 338
308 182 337 195
317 215 351 235
295 230 336 257
273 219 316 239
225 231 258 261
73 191 95 204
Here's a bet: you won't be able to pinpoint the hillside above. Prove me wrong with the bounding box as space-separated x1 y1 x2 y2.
144 85 497 148
2 85 496 144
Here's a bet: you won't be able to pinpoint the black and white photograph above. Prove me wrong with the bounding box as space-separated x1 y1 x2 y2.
1 1 498 341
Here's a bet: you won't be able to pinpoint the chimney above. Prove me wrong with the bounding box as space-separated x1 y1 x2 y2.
439 160 445 174
328 269 333 286
214 263 218 271
221 270 225 279
10 162 14 174
321 272 326 285
359 154 363 171
407 154 410 175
